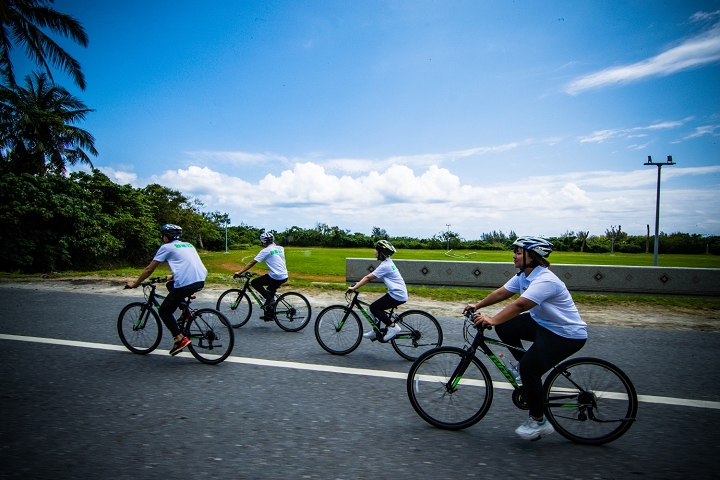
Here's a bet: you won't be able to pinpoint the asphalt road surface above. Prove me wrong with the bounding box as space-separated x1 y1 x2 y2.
0 284 718 479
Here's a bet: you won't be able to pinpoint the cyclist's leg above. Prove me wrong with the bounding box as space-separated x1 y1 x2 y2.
493 312 537 361
369 294 404 327
519 326 586 420
159 281 204 338
251 274 285 303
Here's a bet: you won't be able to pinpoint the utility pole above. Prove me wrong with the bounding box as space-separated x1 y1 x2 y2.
644 155 675 266
224 214 231 254
446 224 451 251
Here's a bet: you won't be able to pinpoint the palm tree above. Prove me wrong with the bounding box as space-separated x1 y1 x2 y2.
0 0 88 90
0 71 97 175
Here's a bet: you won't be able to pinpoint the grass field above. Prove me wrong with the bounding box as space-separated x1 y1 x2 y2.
3 247 718 310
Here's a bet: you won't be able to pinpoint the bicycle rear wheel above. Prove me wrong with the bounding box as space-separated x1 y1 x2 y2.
391 310 443 361
186 308 235 365
314 306 362 355
273 292 312 332
216 289 252 328
544 357 638 445
407 347 493 430
117 302 162 354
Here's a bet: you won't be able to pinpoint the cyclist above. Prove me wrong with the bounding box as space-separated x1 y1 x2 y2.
126 224 208 356
234 231 288 319
464 236 587 441
347 240 408 342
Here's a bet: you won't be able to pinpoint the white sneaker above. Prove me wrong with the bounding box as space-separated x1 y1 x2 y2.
515 417 555 441
383 324 402 342
363 330 377 340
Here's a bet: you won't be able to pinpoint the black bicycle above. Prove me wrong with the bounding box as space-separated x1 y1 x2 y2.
407 311 637 445
314 289 443 361
216 272 312 332
118 277 235 365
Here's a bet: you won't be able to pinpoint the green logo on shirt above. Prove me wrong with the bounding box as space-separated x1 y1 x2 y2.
174 243 194 249
270 249 281 255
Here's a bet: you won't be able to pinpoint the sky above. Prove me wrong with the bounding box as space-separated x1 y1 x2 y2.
13 0 720 239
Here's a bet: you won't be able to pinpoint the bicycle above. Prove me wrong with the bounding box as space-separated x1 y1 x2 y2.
314 289 443 361
406 310 638 445
216 272 312 332
118 277 235 365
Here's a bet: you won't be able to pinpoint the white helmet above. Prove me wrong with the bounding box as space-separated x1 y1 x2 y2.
512 236 553 258
259 232 274 244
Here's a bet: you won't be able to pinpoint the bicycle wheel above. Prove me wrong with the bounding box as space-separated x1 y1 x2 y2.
391 310 443 361
407 347 493 430
117 302 162 354
314 306 362 355
544 357 638 445
216 289 252 328
185 308 235 365
273 292 312 332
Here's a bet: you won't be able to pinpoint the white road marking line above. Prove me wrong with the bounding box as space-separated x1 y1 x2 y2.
2 333 718 410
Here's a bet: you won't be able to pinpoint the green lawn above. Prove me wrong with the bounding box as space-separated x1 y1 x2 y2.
3 247 718 310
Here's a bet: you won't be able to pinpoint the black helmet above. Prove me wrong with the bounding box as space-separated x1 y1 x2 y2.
375 239 396 256
160 224 182 240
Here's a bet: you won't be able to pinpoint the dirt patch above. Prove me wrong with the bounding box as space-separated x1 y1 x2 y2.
1 277 718 332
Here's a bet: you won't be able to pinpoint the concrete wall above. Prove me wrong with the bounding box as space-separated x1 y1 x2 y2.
346 258 720 296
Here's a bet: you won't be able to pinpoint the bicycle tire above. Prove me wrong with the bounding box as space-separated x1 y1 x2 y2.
185 308 235 365
407 347 494 430
273 292 312 332
117 302 162 354
314 305 362 355
544 357 638 445
391 310 443 361
216 289 252 328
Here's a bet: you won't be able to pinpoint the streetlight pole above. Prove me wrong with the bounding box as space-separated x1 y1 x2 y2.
446 224 451 251
224 214 231 254
644 155 675 266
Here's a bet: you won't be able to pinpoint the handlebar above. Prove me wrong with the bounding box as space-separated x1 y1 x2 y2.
463 309 492 331
233 272 257 279
123 276 167 289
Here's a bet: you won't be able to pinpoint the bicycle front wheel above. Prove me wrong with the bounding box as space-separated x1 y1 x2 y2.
544 357 638 445
392 310 443 361
117 302 162 354
407 347 493 430
216 289 252 328
314 306 362 355
273 292 312 332
186 309 235 365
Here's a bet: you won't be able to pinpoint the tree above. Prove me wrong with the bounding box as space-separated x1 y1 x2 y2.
0 0 88 90
577 231 589 252
0 72 96 175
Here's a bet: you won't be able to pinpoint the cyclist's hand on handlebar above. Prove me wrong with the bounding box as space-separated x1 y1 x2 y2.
125 281 137 289
463 303 476 313
473 312 493 328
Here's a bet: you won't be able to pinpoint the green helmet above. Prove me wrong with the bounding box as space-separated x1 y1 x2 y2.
375 240 396 256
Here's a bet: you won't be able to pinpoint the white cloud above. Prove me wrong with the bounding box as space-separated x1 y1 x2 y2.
113 163 720 236
681 124 720 139
565 19 720 94
579 119 687 143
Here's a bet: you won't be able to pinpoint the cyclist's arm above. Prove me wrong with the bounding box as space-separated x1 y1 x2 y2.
234 259 258 276
473 296 537 327
126 260 163 288
465 286 515 312
348 273 377 291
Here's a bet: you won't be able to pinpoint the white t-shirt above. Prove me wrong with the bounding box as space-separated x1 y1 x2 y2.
503 266 587 339
153 241 208 288
254 244 288 280
373 258 408 302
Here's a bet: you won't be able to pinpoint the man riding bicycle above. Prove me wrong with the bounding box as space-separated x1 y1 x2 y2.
465 236 587 441
234 231 288 319
126 224 208 356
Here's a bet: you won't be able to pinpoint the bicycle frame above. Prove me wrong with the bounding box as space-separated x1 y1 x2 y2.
231 274 273 308
343 290 394 332
134 278 194 330
456 312 603 414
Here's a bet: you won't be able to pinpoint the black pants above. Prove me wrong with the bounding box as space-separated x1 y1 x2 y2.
495 313 586 419
158 280 204 337
370 293 405 327
251 274 287 303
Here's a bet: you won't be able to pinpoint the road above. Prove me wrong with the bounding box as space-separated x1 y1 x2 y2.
0 283 718 479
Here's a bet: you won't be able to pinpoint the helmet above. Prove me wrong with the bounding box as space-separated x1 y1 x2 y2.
160 224 182 240
512 236 553 258
259 232 274 244
375 239 396 256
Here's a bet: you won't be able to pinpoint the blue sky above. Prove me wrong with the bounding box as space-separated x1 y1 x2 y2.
15 1 720 238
